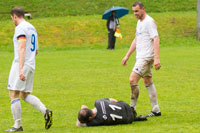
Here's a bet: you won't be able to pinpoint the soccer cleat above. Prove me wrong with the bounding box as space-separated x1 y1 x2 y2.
135 115 147 121
146 111 161 117
44 109 53 129
4 127 23 132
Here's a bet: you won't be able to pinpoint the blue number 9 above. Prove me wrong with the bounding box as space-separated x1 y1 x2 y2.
31 34 35 52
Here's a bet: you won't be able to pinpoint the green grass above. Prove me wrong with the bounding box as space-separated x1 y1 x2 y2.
0 0 197 20
0 46 200 132
0 11 199 50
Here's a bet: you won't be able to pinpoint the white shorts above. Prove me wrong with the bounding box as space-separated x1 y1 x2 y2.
8 62 34 92
132 58 154 77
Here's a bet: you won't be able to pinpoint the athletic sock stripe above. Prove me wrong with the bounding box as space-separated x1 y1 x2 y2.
11 98 20 104
130 84 139 87
131 97 135 100
145 83 154 88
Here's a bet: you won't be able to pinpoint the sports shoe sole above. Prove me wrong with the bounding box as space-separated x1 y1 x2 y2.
45 110 53 129
4 126 23 132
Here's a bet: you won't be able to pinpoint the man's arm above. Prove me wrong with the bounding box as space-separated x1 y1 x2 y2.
36 50 38 55
18 40 26 81
107 18 110 31
153 36 161 70
121 38 136 66
35 38 39 55
116 18 120 28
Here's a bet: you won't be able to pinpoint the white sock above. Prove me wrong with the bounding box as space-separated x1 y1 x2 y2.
146 83 160 112
24 95 47 115
11 98 22 128
130 84 139 108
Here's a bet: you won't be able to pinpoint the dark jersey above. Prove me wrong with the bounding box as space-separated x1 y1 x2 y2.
86 98 134 126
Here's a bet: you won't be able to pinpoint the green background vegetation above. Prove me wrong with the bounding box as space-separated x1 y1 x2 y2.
0 12 198 49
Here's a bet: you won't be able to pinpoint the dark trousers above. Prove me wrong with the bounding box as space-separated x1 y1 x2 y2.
108 31 116 49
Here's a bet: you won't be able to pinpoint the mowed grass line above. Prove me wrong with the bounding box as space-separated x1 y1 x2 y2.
0 46 200 132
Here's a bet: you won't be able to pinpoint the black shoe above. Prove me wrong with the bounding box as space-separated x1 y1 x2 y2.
135 115 148 121
44 109 53 129
4 127 23 132
146 111 161 117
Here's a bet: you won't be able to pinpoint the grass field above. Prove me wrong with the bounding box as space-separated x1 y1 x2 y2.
0 46 200 132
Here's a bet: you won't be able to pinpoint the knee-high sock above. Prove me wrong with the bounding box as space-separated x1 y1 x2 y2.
130 84 139 108
11 98 22 128
24 95 46 115
146 83 160 112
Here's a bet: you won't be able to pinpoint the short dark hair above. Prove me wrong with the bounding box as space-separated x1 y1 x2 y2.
11 6 24 18
132 1 144 9
78 108 93 123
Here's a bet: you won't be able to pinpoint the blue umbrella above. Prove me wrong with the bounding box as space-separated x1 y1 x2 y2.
102 6 129 20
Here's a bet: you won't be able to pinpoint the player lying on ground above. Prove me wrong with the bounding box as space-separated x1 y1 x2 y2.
76 98 147 127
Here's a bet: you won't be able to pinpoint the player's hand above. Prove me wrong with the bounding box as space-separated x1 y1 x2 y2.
109 98 118 102
121 56 128 66
154 58 161 70
19 70 26 81
81 105 88 109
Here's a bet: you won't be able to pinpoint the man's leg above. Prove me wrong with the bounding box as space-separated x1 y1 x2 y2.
110 31 116 49
112 32 116 49
20 92 53 129
143 76 161 116
5 90 23 132
107 32 112 49
21 92 46 115
129 72 141 109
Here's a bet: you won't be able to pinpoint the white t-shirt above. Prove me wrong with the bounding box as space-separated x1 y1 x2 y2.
13 21 38 69
135 14 158 59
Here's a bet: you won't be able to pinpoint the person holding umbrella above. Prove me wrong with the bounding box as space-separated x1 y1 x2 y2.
107 11 120 50
102 7 129 50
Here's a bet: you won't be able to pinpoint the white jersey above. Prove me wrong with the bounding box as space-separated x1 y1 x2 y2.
135 14 158 59
13 21 38 69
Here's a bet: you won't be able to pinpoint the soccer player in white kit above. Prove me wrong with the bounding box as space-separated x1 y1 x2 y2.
5 7 52 132
121 1 161 117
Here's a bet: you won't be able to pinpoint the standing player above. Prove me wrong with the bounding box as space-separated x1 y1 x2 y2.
5 7 52 132
76 98 147 127
121 1 161 117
